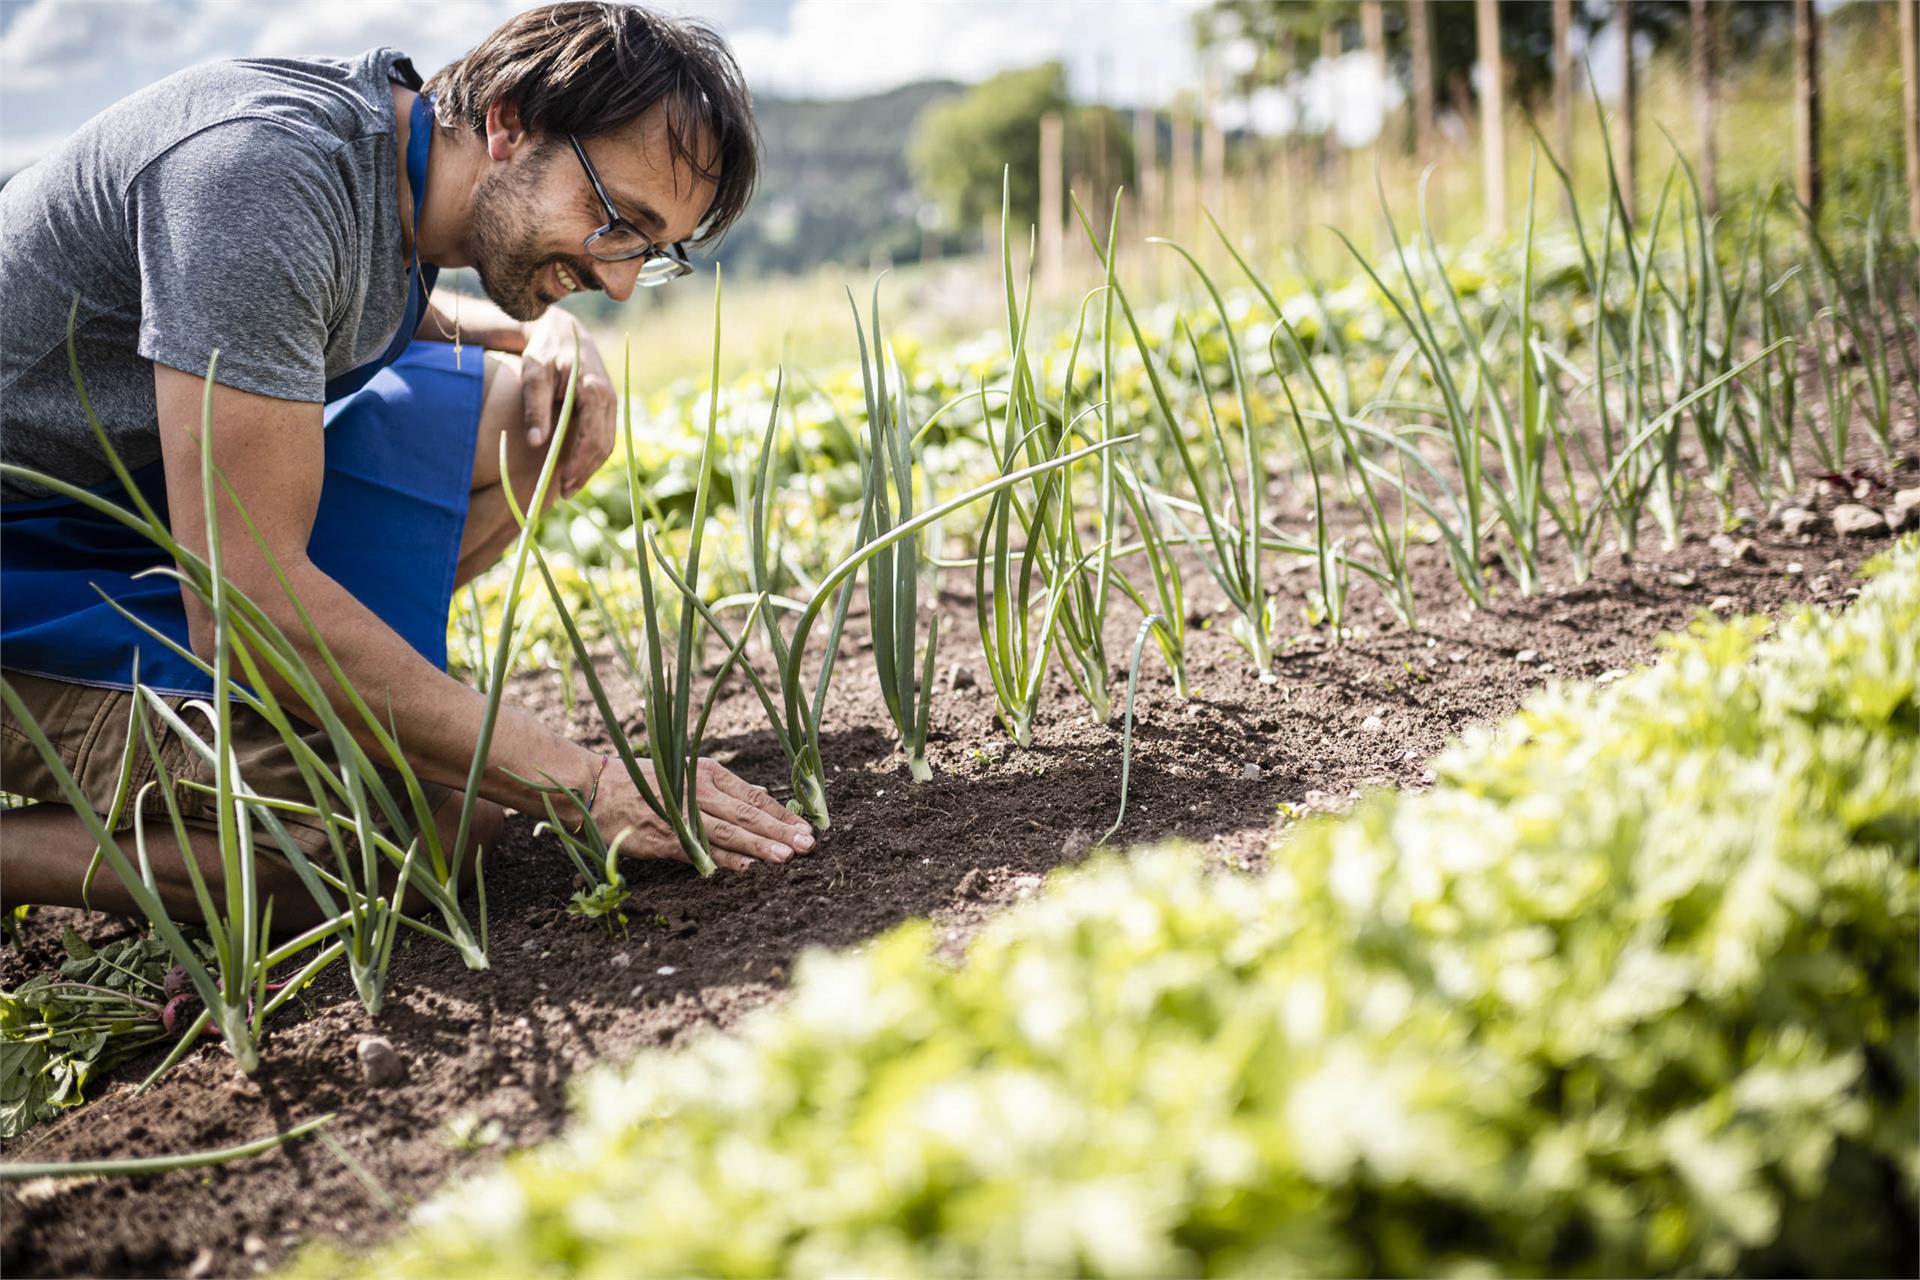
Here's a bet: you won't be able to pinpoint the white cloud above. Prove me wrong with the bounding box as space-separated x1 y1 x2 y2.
245 0 541 77
0 0 1218 165
721 0 1207 104
0 0 206 90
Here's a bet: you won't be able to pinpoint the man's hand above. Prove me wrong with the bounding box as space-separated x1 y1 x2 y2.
593 756 815 873
520 311 618 498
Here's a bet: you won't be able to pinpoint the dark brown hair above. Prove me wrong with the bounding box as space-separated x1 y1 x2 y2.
422 1 758 246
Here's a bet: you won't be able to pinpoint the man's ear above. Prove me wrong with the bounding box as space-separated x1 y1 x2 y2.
483 99 531 162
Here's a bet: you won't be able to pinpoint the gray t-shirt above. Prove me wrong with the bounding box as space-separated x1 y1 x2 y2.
0 47 419 500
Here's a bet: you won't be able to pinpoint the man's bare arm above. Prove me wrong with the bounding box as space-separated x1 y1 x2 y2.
152 361 594 815
415 296 617 496
414 290 529 352
150 362 811 869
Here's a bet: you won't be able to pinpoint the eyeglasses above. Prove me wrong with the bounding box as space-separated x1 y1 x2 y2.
567 133 694 286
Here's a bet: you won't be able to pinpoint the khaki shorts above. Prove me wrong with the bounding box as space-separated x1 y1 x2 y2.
0 669 452 863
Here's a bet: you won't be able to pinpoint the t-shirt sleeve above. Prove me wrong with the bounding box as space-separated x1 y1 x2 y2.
127 121 350 403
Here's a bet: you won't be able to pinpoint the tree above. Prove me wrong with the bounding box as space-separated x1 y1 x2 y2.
908 63 1133 241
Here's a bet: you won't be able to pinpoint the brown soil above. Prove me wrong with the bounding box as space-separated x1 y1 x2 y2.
4 421 1915 1278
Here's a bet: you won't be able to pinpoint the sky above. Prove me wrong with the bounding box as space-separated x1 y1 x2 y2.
0 0 1214 171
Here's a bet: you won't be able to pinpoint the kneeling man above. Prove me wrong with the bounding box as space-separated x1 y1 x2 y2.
0 1 811 926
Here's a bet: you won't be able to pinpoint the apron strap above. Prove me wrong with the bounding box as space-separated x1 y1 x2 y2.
322 91 439 404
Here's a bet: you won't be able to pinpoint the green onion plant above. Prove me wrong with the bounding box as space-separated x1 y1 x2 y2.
849 284 941 780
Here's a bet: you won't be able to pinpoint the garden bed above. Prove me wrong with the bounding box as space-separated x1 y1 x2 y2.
3 420 1910 1277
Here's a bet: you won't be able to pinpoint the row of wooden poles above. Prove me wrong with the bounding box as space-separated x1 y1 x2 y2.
1024 0 1920 293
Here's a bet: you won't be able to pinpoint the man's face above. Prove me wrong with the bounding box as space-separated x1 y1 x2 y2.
467 102 718 322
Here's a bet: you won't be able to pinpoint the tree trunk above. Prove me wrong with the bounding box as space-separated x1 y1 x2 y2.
1899 0 1918 237
1552 0 1574 165
1690 0 1718 216
1476 0 1506 235
1039 111 1064 292
1409 0 1436 159
1794 0 1821 216
1618 0 1637 223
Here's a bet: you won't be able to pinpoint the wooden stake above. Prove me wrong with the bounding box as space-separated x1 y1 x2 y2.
1171 103 1195 245
1689 0 1718 217
1476 0 1506 235
1409 0 1436 160
1619 0 1637 224
1552 0 1574 166
1039 111 1064 293
1794 0 1821 216
1202 105 1225 229
1360 0 1394 149
1134 103 1160 236
1899 0 1918 237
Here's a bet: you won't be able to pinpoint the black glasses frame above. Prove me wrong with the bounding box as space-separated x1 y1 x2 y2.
566 133 694 284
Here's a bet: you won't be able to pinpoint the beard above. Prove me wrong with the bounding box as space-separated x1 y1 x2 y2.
466 148 596 322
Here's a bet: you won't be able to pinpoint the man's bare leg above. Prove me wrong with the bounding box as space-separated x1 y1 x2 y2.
0 793 503 931
457 352 563 589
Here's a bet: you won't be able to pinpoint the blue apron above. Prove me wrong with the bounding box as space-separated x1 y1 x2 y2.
0 92 484 698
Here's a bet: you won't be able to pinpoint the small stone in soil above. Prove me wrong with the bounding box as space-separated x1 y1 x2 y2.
656 965 676 976
1780 508 1822 537
1708 533 1760 564
356 1035 406 1088
1710 595 1736 612
1666 571 1696 588
1831 504 1886 537
1240 762 1263 780
610 952 631 969
1360 715 1385 733
1596 669 1629 685
1516 649 1538 664
955 868 983 899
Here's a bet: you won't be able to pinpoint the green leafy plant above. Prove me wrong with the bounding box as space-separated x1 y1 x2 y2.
0 930 197 1137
